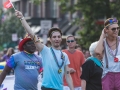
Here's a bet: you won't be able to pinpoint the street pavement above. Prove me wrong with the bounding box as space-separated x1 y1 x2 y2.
0 75 42 90
1 75 14 90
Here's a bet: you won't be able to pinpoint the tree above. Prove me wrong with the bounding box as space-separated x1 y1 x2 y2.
31 0 120 49
0 9 25 50
59 0 120 49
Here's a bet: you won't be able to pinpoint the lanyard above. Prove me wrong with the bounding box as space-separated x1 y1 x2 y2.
104 37 119 68
106 37 118 58
50 47 65 70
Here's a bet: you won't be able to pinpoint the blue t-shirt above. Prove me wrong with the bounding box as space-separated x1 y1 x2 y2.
40 46 70 90
7 51 43 90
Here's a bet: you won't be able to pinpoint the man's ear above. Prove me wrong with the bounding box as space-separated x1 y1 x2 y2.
104 28 107 33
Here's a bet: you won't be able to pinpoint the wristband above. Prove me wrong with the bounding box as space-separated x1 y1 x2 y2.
20 17 24 21
34 39 40 43
33 35 40 43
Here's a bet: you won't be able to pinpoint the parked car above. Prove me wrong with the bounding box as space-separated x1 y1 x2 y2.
0 61 6 73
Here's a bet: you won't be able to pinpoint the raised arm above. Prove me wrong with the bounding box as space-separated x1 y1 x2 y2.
15 10 44 51
95 29 106 56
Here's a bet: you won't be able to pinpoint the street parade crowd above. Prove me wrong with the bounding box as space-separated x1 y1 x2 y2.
0 10 120 90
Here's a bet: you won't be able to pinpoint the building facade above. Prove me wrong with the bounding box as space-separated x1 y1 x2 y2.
9 0 81 36
1 0 81 48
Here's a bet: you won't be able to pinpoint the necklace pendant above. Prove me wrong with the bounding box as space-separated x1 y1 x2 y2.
114 57 119 62
58 69 62 74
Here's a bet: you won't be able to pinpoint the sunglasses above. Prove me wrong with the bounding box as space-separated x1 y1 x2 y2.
67 40 75 43
111 27 120 32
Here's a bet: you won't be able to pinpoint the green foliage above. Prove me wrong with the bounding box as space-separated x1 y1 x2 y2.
0 9 25 49
30 0 42 5
28 0 120 50
59 0 120 50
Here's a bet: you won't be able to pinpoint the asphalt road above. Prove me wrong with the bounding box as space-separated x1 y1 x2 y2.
1 75 14 90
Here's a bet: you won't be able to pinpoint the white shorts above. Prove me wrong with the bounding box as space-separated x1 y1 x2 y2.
63 86 81 90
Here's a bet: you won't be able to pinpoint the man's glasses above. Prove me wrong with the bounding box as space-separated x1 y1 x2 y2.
67 40 75 43
111 27 120 32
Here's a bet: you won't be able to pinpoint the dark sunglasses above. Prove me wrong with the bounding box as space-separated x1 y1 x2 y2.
67 40 75 43
111 27 120 32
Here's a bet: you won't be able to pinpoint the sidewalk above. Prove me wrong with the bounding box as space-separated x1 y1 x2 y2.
2 75 14 90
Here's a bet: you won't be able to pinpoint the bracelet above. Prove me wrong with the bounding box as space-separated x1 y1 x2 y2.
34 39 40 43
32 35 36 41
32 35 40 43
20 17 24 20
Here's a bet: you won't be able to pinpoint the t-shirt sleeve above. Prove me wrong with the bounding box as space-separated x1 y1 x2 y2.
40 45 49 60
6 55 16 68
40 45 48 53
80 60 94 82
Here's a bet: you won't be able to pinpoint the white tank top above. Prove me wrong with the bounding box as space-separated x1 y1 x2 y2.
102 36 120 77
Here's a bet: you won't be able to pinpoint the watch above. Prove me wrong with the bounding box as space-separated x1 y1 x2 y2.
20 17 24 20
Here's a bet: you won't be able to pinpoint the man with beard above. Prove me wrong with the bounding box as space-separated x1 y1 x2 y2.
0 36 43 90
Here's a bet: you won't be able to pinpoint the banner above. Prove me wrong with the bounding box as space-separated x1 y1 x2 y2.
40 20 52 44
12 33 18 41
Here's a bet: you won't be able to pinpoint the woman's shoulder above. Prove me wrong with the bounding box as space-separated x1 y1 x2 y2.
83 59 94 66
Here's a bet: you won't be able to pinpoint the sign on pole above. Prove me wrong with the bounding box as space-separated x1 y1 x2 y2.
12 33 18 41
40 20 52 44
40 20 52 35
